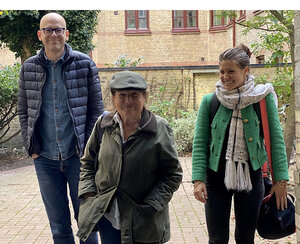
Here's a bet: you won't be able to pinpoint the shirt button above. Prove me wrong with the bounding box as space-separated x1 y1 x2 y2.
55 109 58 112
248 137 253 142
56 124 60 127
243 119 248 123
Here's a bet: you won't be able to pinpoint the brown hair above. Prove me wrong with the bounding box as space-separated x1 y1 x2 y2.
219 43 251 69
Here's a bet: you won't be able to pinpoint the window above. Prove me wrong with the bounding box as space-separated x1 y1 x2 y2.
125 10 151 34
210 10 227 31
239 10 246 18
238 10 246 21
172 10 200 33
256 55 265 64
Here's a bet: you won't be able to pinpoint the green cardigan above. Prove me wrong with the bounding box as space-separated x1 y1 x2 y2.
192 93 289 183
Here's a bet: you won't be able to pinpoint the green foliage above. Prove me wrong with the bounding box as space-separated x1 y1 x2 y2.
149 85 197 155
149 86 176 126
0 10 45 61
56 10 100 55
0 10 99 61
239 11 294 108
106 54 143 68
0 63 21 144
172 110 197 156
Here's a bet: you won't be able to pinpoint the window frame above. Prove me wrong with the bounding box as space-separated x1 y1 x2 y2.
209 10 227 32
237 10 246 21
125 10 151 35
172 10 200 34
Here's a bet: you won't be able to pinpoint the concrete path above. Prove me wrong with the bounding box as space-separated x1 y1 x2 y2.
0 157 296 243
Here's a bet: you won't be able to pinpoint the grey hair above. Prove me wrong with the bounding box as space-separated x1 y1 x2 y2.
219 44 251 69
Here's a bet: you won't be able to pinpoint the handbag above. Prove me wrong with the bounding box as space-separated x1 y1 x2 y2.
256 98 295 239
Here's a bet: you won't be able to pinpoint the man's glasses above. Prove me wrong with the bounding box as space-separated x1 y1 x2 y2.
41 28 66 36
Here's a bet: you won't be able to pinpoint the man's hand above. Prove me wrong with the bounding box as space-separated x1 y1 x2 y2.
193 181 208 203
31 153 39 159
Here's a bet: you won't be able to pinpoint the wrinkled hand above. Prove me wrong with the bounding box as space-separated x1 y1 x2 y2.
193 181 208 203
270 180 288 211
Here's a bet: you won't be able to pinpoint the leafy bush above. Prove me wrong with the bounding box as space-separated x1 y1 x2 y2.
0 63 21 144
105 53 143 68
172 110 197 156
149 86 197 155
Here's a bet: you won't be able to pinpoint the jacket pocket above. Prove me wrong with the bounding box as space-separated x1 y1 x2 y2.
132 204 168 243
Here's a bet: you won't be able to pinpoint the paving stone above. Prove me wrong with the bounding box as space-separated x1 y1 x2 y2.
0 157 296 243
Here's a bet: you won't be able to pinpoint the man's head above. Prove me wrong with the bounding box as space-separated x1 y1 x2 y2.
37 13 69 59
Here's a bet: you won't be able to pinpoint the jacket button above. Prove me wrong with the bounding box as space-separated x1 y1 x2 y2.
244 119 248 123
248 137 253 142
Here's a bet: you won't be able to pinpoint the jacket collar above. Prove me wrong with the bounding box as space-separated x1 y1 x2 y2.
101 108 157 134
36 43 73 66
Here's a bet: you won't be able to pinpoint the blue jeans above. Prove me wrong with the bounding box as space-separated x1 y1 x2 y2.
34 155 98 244
204 161 264 244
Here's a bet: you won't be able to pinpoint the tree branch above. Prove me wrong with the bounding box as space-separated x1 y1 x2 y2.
0 126 10 140
235 21 280 32
0 129 21 145
269 10 294 32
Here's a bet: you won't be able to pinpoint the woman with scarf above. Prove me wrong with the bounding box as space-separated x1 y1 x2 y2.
192 44 289 244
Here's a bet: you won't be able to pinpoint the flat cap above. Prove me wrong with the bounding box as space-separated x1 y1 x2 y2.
109 71 147 90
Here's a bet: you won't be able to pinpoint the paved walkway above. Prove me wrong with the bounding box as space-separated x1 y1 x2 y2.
0 157 296 244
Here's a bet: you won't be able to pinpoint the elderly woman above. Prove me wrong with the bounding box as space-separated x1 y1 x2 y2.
77 71 183 244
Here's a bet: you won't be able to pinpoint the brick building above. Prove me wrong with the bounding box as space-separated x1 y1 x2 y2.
294 10 300 243
92 10 277 109
0 10 279 110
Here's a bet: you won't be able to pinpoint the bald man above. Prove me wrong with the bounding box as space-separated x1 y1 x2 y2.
18 12 103 244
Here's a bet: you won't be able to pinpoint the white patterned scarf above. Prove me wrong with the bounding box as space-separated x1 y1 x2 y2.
215 75 277 192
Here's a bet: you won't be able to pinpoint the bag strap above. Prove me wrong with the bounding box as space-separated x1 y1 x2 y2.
209 92 220 126
94 110 110 172
260 98 274 183
99 110 109 142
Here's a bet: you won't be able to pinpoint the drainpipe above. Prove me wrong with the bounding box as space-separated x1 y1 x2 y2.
233 17 236 47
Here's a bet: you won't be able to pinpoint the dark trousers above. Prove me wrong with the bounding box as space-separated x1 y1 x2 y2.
205 162 264 244
97 216 162 244
98 216 121 244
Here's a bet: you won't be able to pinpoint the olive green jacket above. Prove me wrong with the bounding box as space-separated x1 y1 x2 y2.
192 93 289 183
77 109 182 243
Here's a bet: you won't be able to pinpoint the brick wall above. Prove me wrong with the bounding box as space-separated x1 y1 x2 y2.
93 10 265 68
98 65 281 111
294 10 300 243
0 46 20 67
1 10 270 68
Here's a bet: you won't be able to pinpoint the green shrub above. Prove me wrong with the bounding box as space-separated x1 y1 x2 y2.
172 110 197 156
0 63 21 144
